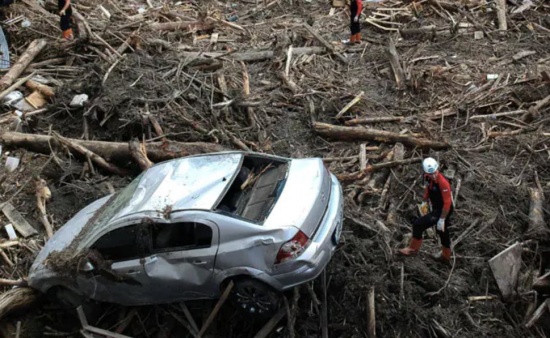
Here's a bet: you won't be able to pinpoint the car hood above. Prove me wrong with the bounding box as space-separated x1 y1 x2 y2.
29 195 112 272
263 158 330 237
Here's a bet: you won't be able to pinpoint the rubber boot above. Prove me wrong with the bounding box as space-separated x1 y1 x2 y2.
432 247 452 265
62 28 74 40
398 237 422 256
355 32 362 44
349 34 356 44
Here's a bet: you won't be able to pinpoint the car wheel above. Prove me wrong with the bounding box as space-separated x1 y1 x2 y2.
229 279 282 316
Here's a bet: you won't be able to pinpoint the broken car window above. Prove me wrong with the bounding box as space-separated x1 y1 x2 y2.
91 224 149 261
152 222 212 252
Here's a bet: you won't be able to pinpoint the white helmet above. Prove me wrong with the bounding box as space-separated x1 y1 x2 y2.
422 157 439 174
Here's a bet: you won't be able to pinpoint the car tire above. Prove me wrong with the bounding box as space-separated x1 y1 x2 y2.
46 286 100 324
229 278 282 317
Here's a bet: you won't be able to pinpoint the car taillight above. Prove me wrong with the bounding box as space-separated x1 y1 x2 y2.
275 230 311 264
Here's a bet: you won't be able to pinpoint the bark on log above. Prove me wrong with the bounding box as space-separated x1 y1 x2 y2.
399 26 438 40
367 287 376 338
312 122 449 150
1 132 225 163
129 140 154 171
527 187 548 238
0 288 38 321
179 47 326 63
496 0 507 31
25 79 55 98
387 39 405 90
0 39 47 90
54 133 129 176
345 116 404 126
151 21 211 31
303 23 348 64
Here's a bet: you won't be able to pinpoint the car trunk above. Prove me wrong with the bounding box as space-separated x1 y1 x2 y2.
263 158 331 238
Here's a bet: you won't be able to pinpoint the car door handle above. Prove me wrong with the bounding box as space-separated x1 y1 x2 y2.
192 260 207 266
126 269 140 275
254 238 274 245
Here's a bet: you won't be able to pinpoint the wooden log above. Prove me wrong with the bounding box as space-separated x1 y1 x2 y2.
240 61 256 127
495 0 507 31
399 25 437 40
525 299 550 328
253 307 287 338
151 21 211 31
25 79 55 98
179 47 326 63
303 23 348 64
35 178 53 238
54 133 128 176
2 203 37 238
527 187 548 238
335 91 364 119
129 140 153 171
367 287 376 338
198 281 233 337
1 132 225 163
386 39 405 90
0 73 36 102
366 157 422 173
523 94 550 122
533 272 550 294
0 39 47 90
312 122 449 150
0 288 39 321
345 116 403 125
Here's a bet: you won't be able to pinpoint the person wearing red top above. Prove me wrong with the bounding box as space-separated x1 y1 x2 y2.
398 158 454 264
349 0 363 44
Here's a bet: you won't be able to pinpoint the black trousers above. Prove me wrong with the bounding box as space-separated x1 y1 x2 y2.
412 210 452 248
60 11 72 31
350 12 361 35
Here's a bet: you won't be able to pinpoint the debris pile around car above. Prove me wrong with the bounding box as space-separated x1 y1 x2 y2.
0 0 549 337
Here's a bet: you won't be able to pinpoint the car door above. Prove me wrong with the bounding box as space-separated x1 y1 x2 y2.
76 222 155 305
143 217 220 300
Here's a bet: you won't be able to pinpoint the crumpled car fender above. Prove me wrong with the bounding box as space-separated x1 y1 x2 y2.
214 266 284 291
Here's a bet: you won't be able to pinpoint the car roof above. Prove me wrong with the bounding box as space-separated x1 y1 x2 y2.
113 152 243 219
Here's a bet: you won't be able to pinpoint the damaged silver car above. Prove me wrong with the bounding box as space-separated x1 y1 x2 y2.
28 151 344 315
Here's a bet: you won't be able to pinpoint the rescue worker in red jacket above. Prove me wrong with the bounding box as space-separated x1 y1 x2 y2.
58 0 73 40
349 0 363 44
399 158 454 264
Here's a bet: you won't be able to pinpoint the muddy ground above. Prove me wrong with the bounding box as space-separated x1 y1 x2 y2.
0 0 550 337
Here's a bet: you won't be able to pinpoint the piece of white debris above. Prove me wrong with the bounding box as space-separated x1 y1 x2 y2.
70 94 89 107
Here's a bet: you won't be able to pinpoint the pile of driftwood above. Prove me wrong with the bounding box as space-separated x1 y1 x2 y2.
0 0 548 336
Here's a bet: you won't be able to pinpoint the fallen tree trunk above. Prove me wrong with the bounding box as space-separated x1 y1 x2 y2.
1 132 225 163
312 122 450 150
0 39 47 90
0 287 38 321
387 39 405 90
179 47 326 63
151 21 211 31
527 187 548 238
25 79 55 98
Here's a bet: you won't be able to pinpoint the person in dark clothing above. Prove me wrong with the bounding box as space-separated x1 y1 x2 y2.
349 0 363 44
398 157 454 264
58 0 73 40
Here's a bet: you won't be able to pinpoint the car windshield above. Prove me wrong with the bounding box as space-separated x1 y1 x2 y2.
93 173 144 230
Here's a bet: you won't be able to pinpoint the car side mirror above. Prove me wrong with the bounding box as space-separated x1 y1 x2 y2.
81 261 95 272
